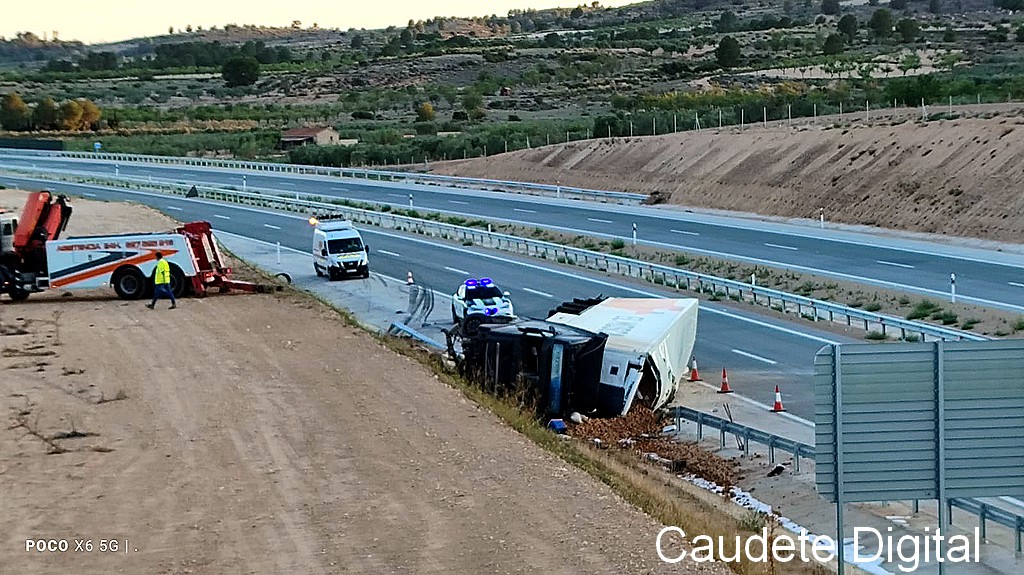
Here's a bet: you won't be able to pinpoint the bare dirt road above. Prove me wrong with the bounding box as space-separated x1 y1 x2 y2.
0 193 725 574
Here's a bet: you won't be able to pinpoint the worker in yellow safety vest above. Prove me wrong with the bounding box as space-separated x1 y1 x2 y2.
146 252 177 310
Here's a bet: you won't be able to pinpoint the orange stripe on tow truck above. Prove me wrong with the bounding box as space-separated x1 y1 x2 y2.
49 249 179 289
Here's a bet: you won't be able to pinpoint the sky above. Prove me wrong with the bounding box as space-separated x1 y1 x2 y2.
3 0 640 44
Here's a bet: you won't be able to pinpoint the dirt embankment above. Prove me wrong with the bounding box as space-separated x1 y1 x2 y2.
432 113 1024 242
0 192 728 574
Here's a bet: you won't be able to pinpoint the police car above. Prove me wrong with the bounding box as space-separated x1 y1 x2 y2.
451 278 515 328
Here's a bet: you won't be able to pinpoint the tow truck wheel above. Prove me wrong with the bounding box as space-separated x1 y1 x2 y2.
451 305 459 324
314 264 324 277
169 265 188 298
112 266 146 300
8 288 29 301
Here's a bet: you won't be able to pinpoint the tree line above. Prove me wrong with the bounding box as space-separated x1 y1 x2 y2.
0 93 102 132
45 40 292 73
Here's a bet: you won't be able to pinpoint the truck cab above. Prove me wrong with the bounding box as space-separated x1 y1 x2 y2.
311 218 370 280
0 212 18 259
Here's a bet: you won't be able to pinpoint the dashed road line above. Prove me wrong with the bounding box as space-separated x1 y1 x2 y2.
876 260 915 269
523 287 554 298
731 349 778 365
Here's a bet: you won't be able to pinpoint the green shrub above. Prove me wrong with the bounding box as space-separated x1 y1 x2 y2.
1013 318 1024 332
864 302 882 312
610 239 626 250
907 300 942 320
901 333 921 342
865 330 888 340
960 318 980 330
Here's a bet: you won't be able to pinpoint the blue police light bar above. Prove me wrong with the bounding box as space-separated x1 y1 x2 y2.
465 279 478 286
480 278 492 285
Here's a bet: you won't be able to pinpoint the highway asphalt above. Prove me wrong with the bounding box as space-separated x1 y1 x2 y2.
5 153 1024 314
0 173 865 420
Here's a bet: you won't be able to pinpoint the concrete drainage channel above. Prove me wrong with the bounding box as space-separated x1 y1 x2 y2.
2 166 985 344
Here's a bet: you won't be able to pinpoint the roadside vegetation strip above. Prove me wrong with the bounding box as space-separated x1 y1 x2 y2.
0 167 987 343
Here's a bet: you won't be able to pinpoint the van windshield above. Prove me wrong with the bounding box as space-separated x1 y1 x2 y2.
328 238 363 254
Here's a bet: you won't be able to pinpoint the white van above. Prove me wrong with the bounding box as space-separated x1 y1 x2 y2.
311 218 370 280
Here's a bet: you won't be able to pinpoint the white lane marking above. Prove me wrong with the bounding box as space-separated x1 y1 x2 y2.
82 192 98 197
263 223 281 230
731 349 778 365
165 206 183 211
362 229 839 347
671 229 700 236
449 200 469 205
377 250 401 257
15 153 1024 273
876 260 915 269
214 231 450 301
444 266 470 275
213 214 231 220
764 243 799 251
6 174 844 353
388 193 407 198
1009 282 1024 288
330 186 348 191
523 287 554 298
514 208 537 214
587 218 613 224
280 182 299 187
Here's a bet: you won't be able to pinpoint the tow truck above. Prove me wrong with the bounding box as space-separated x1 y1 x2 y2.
0 190 277 301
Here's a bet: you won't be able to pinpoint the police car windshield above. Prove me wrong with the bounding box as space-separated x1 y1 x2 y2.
466 286 503 300
328 238 363 254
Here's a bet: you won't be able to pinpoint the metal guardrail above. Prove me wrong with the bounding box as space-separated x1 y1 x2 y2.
671 406 1024 552
0 149 647 204
672 406 815 472
7 166 1016 547
1 166 987 344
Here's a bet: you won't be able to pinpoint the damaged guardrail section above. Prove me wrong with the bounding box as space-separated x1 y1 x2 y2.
1 167 986 344
0 149 647 204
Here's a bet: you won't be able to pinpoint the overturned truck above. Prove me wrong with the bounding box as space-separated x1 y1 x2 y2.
450 296 698 418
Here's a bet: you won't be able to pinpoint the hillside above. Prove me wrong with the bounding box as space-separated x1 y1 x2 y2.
432 111 1024 242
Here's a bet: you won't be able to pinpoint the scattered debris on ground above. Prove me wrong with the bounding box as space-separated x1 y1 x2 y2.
569 406 739 489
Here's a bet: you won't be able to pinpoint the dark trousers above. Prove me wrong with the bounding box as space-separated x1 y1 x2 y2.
151 284 175 305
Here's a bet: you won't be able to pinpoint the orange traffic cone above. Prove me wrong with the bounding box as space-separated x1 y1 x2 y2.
771 385 786 412
717 368 733 394
688 358 701 382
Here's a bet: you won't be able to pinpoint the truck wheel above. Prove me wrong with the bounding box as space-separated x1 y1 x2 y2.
112 267 146 300
8 288 29 302
463 316 483 336
361 267 370 279
314 264 324 277
169 265 188 298
451 305 460 324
